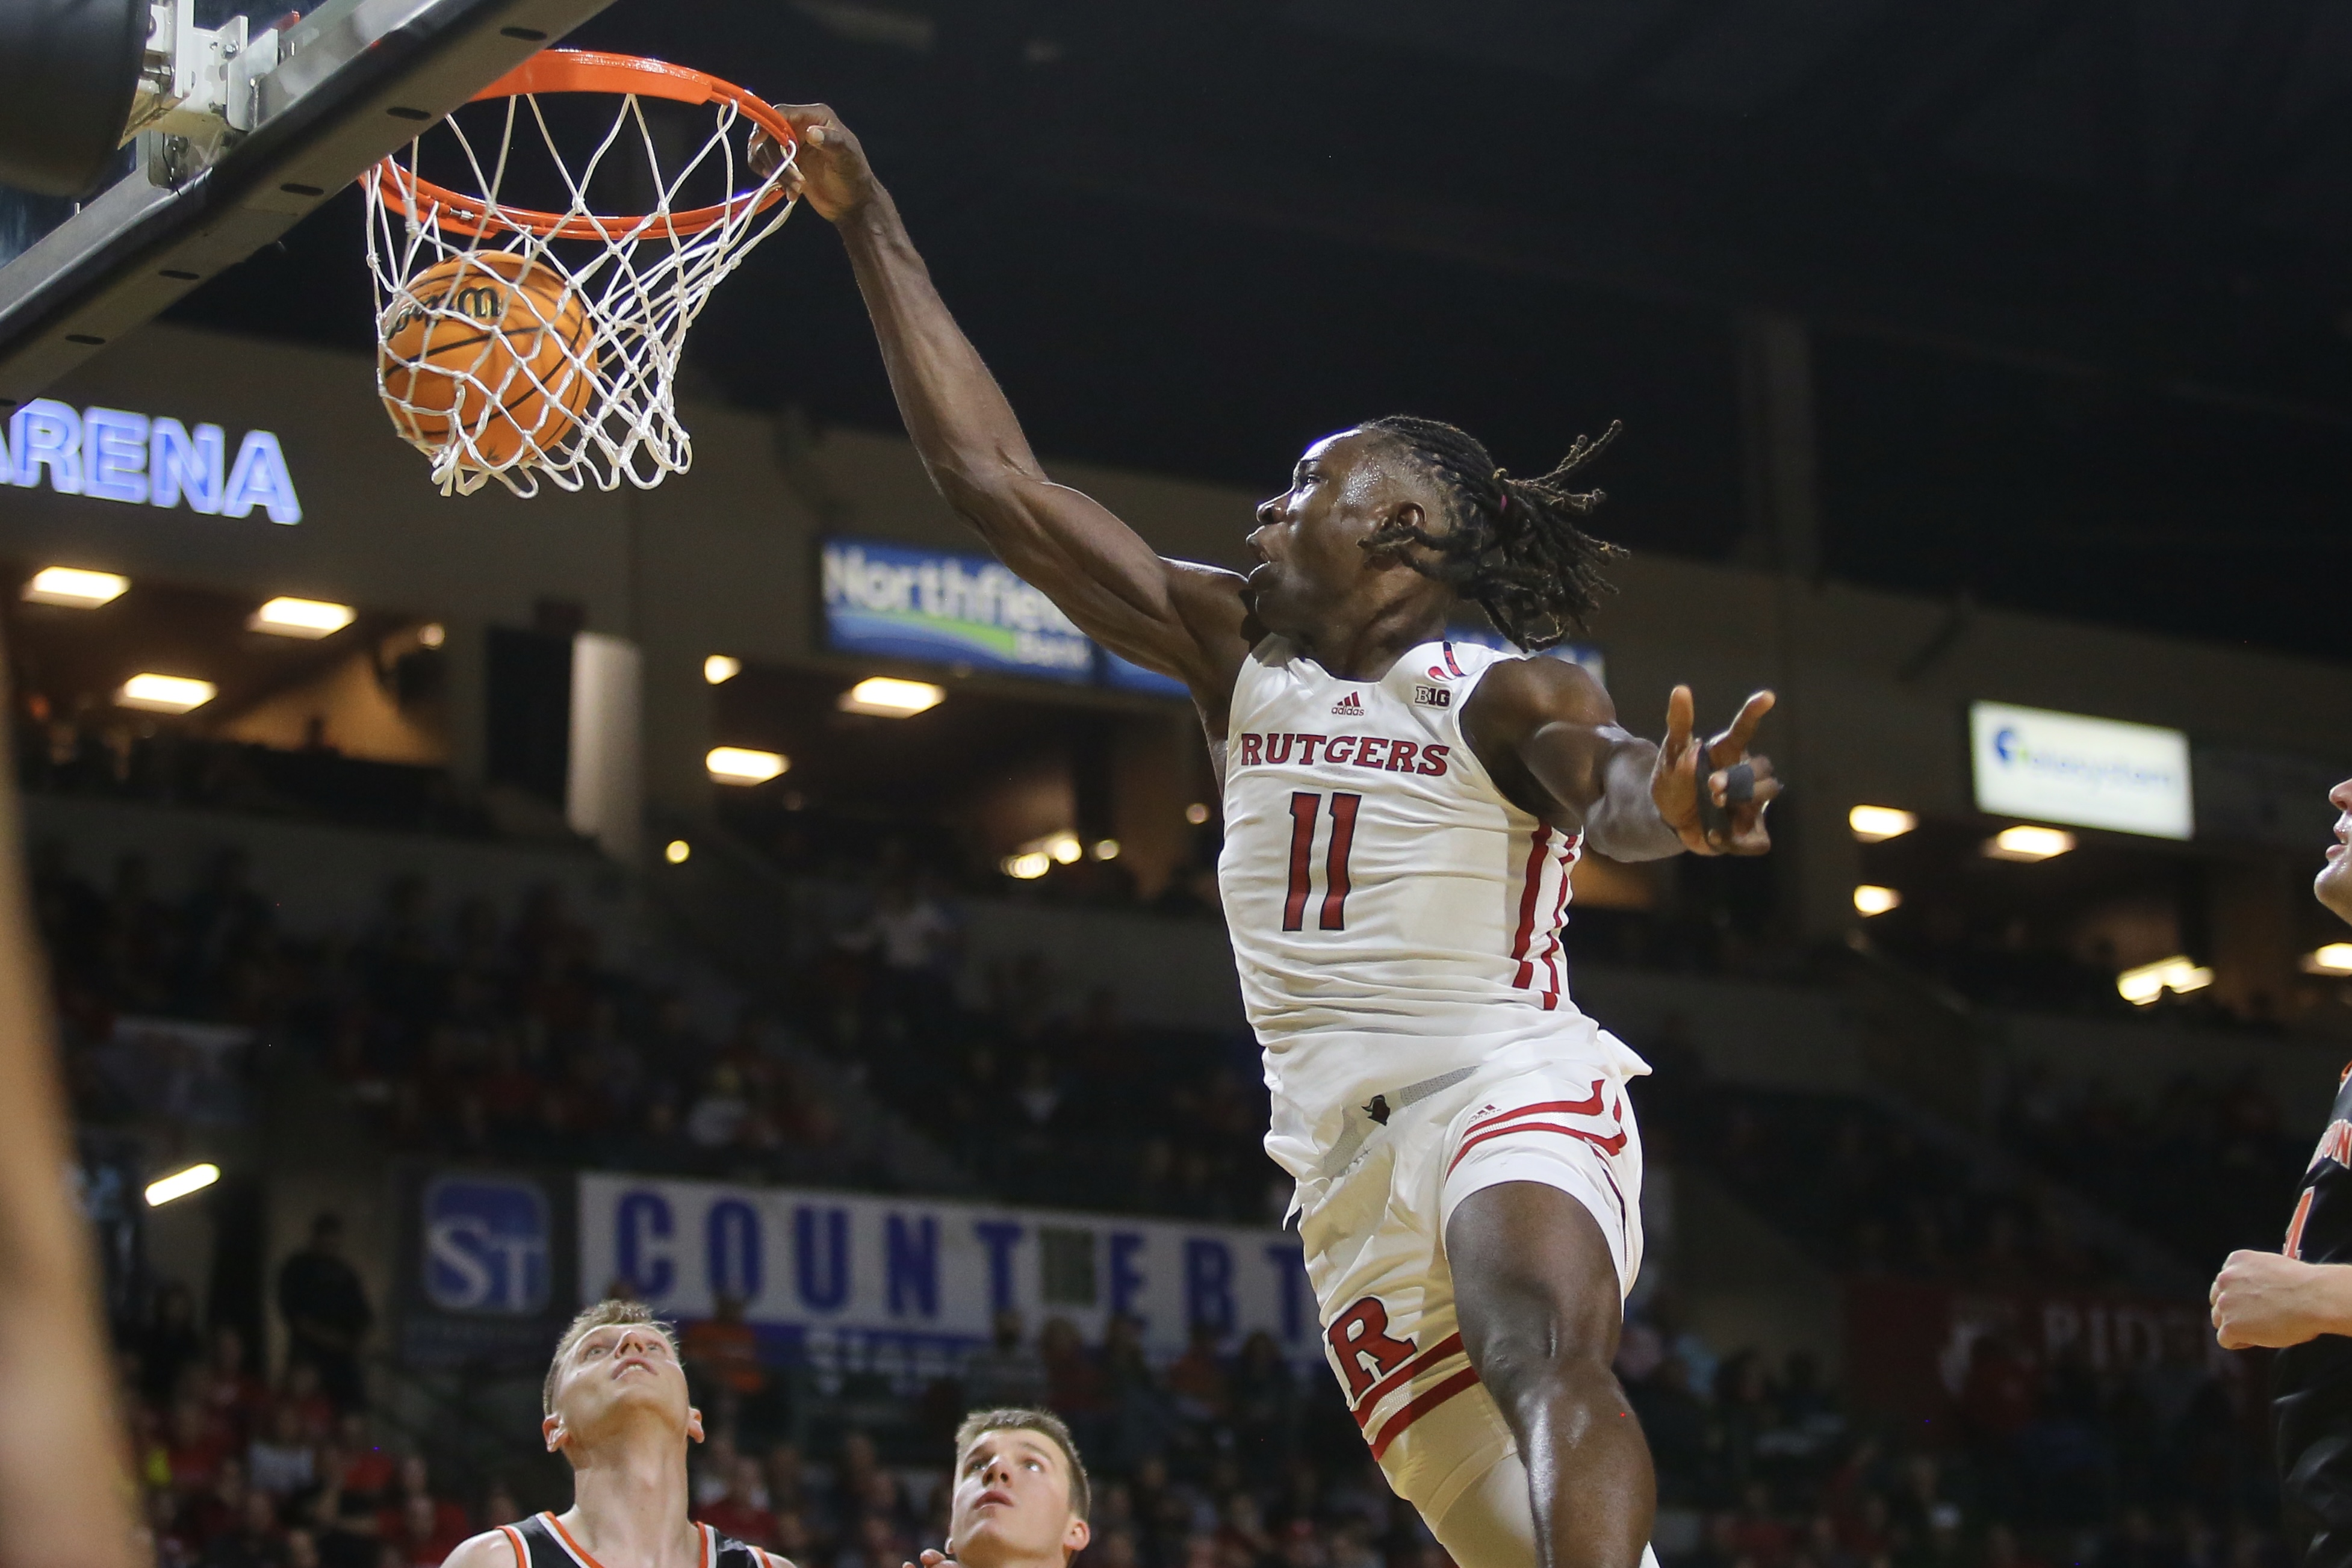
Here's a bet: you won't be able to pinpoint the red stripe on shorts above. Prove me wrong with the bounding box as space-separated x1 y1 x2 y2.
1446 1118 1627 1178
1367 1365 1483 1461
1350 1331 1466 1430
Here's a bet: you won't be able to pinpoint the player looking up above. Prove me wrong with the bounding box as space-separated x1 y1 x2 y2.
439 1301 792 1568
756 110 1776 1568
905 1410 1092 1568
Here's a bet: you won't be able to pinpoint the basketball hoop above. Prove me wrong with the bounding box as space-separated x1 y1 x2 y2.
364 50 799 497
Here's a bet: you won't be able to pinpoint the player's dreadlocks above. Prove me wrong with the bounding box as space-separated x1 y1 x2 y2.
1359 415 1626 651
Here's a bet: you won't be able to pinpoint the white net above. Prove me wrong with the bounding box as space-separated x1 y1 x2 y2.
365 77 798 497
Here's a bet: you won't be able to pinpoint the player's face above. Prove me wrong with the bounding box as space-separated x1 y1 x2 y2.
1246 430 1422 636
541 1322 702 1456
2318 778 2352 921
946 1430 1088 1568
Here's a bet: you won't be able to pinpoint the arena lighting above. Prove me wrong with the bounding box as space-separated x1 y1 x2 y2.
1185 802 1211 825
1094 840 1121 861
118 674 216 713
23 566 127 607
703 655 741 685
144 1163 219 1207
248 597 355 638
417 623 446 648
706 747 787 784
1985 825 2076 862
1852 885 1902 916
1002 851 1052 880
1849 805 1918 843
1049 834 1082 865
839 676 946 717
2302 943 2352 978
2117 956 2213 1006
664 840 691 865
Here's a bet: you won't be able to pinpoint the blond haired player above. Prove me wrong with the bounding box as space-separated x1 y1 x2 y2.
905 1410 1091 1568
440 1301 792 1568
757 105 1777 1568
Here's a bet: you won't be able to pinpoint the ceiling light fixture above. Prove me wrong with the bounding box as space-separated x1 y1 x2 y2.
1985 825 2076 862
840 677 945 717
118 674 216 713
144 1162 220 1206
704 655 741 685
249 596 356 638
1849 805 1918 843
706 747 787 784
2302 943 2352 978
23 566 128 607
1853 885 1902 916
2117 955 2212 1006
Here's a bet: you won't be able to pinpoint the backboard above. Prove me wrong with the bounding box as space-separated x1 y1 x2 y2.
0 0 624 409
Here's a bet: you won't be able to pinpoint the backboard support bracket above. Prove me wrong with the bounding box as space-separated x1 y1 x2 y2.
0 0 622 407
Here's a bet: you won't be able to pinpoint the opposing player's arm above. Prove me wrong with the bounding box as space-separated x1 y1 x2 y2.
1462 658 1778 860
2211 1248 2352 1350
757 110 1252 705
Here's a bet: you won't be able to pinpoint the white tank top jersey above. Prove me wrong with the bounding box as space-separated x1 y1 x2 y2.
1217 636 1651 1182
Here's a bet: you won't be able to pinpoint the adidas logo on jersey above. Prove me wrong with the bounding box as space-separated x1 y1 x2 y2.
1413 684 1451 708
1330 692 1364 716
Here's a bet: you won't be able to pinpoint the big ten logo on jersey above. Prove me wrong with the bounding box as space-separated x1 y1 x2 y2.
1235 732 1451 776
1325 1296 1418 1400
1412 684 1451 709
424 1176 551 1315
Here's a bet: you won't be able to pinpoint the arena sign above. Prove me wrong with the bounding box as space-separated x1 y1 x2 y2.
579 1174 1311 1367
822 537 1093 683
0 398 303 524
1969 700 2193 840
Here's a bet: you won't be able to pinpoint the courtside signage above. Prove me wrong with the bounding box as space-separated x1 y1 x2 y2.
423 1174 551 1315
1969 701 2192 840
823 538 1091 682
580 1173 1311 1365
0 398 302 524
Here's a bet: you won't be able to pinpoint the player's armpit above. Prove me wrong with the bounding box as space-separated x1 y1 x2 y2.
1462 658 1684 861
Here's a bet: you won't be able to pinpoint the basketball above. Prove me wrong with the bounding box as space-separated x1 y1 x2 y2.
378 249 597 469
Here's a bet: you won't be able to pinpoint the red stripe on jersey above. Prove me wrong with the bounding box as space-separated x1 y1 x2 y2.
1283 792 1317 931
1321 792 1360 931
1510 827 1551 987
501 1525 529 1568
2288 1187 2317 1259
1349 1331 1466 1429
1442 643 1466 678
1538 839 1575 1008
1447 1117 1627 1177
1368 1365 1482 1460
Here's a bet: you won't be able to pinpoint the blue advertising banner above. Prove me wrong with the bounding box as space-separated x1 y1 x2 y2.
579 1174 1313 1369
394 1162 578 1372
822 538 1093 683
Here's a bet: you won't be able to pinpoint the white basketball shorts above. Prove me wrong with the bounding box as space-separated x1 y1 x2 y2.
1294 1058 1645 1547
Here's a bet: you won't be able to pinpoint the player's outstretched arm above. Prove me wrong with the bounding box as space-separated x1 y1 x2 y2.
1464 658 1778 860
756 110 1251 705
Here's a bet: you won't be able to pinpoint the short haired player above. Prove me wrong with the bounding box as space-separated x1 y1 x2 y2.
754 112 1777 1568
2213 779 2352 1567
905 1409 1092 1568
439 1301 793 1568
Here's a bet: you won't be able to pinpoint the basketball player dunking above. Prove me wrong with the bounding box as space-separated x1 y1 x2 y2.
754 111 1777 1568
441 1302 792 1568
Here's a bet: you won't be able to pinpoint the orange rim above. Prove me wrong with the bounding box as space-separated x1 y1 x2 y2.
371 50 797 241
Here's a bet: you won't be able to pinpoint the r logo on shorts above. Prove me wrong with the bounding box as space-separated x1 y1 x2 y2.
1327 1296 1416 1399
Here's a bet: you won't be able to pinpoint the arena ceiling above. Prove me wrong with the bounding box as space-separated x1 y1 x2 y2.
166 0 2352 663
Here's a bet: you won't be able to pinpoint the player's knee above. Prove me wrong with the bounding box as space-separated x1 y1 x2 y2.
1469 1307 1622 1415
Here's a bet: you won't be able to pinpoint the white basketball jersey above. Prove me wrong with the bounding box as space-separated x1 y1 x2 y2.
1217 636 1649 1181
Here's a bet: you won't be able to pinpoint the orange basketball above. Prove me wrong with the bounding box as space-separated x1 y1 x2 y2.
379 250 597 469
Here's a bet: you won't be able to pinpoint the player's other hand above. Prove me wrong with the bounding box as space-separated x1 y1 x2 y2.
905 1552 964 1568
750 105 877 223
1652 686 1778 856
2211 1248 2349 1350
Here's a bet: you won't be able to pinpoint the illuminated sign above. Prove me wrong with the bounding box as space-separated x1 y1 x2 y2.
822 538 1091 683
1 398 302 524
1969 701 2192 840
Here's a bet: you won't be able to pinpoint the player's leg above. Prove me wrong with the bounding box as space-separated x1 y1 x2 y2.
1446 1180 1653 1568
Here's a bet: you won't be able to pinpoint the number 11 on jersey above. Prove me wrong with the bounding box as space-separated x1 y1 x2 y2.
1283 791 1362 932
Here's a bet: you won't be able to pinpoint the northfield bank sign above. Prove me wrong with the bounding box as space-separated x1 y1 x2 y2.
1 398 303 524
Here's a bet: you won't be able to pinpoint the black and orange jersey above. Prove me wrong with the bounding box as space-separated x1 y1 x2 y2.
489 1511 792 1568
2276 1062 2352 1567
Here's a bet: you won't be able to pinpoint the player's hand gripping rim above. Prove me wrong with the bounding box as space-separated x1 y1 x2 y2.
1652 686 1779 856
749 105 878 225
